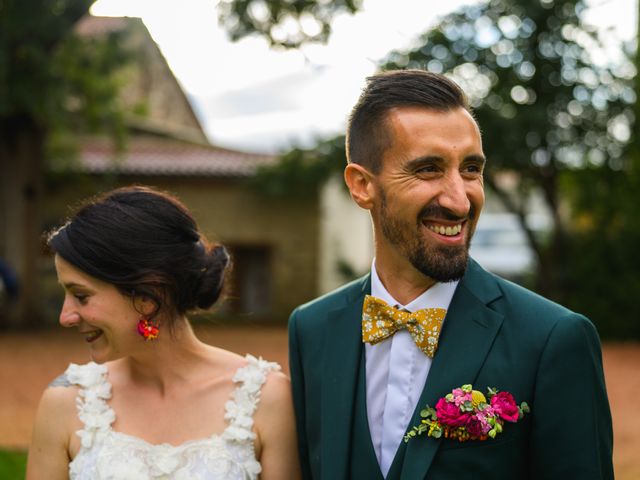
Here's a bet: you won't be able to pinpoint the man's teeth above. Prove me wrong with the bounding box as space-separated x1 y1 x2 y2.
427 224 462 236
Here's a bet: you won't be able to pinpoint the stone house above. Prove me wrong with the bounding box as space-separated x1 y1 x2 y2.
40 16 324 323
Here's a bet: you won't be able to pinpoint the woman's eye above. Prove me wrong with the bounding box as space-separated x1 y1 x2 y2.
74 294 88 305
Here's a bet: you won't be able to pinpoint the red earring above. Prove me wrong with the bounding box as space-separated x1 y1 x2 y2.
137 316 159 341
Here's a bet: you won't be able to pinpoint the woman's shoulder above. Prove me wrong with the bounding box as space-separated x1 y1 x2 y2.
235 354 289 412
207 348 285 397
203 346 277 375
34 370 82 442
239 354 281 375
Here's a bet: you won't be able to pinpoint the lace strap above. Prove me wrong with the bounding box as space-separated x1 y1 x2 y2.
64 362 116 449
49 373 71 388
223 355 280 442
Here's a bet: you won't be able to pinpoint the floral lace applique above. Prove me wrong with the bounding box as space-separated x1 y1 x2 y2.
66 362 115 450
66 355 279 479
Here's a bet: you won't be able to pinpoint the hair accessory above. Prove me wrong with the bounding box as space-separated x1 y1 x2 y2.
137 316 159 341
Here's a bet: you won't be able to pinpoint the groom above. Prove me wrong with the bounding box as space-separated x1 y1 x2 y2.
288 69 613 479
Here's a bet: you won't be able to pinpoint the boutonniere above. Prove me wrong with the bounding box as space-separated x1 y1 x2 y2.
404 384 530 443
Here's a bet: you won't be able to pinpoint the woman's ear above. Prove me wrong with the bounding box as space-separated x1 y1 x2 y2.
133 295 158 318
344 163 376 210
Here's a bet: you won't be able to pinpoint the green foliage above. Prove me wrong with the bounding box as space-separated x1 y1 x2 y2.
1 0 131 167
384 0 634 225
0 0 94 119
250 135 347 198
46 28 132 168
0 449 27 479
561 168 640 338
256 0 640 337
381 0 637 328
385 0 633 175
218 0 362 47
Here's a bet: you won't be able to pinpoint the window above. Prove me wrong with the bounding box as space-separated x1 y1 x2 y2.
226 245 271 315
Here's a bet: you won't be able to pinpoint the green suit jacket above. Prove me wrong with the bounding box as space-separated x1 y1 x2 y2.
288 259 613 480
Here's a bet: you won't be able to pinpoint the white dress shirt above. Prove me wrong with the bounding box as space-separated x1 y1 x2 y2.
366 260 458 477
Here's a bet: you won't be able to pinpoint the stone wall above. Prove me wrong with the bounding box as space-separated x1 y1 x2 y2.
40 177 319 324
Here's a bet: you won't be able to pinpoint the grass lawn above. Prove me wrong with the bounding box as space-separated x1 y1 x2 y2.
0 449 27 479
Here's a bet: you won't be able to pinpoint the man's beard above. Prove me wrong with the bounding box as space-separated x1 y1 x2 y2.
378 189 476 282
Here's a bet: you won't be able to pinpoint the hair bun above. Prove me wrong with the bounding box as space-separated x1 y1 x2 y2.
194 244 230 310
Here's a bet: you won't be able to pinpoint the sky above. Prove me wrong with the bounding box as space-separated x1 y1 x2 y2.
91 0 638 154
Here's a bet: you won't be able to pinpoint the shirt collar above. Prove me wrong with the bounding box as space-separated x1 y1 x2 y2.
370 258 459 312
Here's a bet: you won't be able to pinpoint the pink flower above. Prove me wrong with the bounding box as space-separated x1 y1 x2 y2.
466 421 483 438
491 391 520 422
466 413 490 437
404 384 529 445
450 388 472 407
435 397 471 427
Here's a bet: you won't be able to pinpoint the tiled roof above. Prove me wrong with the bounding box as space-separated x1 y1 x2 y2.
74 15 134 36
72 136 276 178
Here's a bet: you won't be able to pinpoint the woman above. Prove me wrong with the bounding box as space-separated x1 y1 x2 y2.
26 186 300 479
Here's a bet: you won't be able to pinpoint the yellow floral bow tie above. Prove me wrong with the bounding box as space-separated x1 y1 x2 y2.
362 295 447 358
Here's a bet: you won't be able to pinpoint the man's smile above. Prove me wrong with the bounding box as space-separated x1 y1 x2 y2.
424 222 463 236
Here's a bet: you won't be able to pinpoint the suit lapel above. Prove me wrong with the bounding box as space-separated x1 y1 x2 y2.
321 275 370 479
391 261 505 480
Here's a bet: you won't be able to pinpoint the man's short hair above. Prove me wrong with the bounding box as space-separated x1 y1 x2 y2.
346 69 471 173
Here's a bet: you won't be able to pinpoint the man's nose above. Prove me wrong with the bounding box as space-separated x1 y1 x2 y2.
437 172 471 218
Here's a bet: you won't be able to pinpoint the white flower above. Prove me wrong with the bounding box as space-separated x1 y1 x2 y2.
233 369 266 394
76 428 95 449
245 459 262 476
234 414 253 429
152 449 181 474
98 455 148 480
66 362 107 388
224 424 255 442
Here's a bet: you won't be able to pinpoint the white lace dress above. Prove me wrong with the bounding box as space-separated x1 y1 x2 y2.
60 355 279 480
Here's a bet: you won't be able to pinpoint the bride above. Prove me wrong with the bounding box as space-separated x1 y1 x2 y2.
26 186 300 479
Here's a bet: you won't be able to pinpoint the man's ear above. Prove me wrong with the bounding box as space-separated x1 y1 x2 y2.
344 163 376 210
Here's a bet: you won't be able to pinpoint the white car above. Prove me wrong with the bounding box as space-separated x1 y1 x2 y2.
470 213 548 280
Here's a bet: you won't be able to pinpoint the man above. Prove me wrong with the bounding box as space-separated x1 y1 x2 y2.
288 69 613 479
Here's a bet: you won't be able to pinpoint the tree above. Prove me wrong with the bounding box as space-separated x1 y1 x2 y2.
251 0 638 336
381 0 635 309
251 135 346 198
218 0 362 47
1 0 101 326
0 0 364 327
556 0 640 338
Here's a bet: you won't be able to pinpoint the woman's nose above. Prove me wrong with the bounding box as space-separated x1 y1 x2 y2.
59 297 79 328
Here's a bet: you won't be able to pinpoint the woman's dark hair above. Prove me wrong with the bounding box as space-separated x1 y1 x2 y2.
47 186 230 325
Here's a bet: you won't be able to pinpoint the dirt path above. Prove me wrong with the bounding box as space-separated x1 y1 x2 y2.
1 328 638 479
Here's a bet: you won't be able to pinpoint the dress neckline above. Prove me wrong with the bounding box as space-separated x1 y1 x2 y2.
107 429 227 450
67 354 279 452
